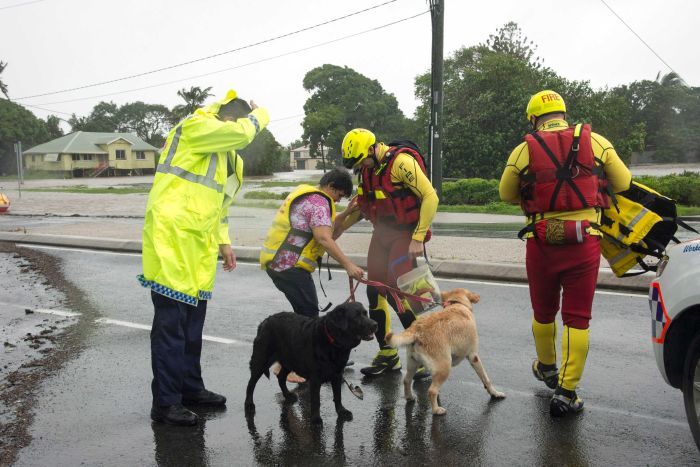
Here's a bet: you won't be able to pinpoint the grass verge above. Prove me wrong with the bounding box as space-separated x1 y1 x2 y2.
25 186 150 195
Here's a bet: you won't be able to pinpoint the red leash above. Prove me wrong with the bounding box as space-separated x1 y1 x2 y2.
347 277 435 313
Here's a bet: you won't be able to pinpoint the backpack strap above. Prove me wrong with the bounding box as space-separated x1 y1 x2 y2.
530 125 589 211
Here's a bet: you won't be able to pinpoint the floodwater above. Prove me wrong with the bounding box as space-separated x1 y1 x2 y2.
630 163 700 176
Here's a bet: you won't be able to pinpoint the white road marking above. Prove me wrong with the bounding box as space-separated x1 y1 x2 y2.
451 379 688 428
0 302 81 317
18 244 647 298
34 308 81 317
436 277 648 298
94 317 248 346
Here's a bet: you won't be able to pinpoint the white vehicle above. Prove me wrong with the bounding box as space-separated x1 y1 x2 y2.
649 237 700 450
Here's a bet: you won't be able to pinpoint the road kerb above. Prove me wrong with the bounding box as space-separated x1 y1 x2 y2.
0 232 653 292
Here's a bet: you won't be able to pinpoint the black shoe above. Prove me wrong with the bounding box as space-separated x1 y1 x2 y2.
151 403 198 426
182 389 227 407
532 359 559 389
360 351 401 376
413 366 431 380
549 387 584 417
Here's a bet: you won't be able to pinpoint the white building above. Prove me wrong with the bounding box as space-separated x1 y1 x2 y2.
289 145 323 170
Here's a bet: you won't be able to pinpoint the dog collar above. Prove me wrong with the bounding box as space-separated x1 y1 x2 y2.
323 324 336 345
443 300 461 307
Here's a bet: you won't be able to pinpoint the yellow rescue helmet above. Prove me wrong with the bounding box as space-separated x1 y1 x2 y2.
526 90 566 122
341 128 376 169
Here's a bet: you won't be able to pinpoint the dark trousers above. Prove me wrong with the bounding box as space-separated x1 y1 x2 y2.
150 291 206 407
266 267 319 318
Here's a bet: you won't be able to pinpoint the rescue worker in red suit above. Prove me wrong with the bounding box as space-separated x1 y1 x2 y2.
339 128 438 377
499 90 631 416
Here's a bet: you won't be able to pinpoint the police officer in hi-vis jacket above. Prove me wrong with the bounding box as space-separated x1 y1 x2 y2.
140 89 268 426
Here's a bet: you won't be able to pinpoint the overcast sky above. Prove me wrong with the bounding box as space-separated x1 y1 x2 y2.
2 0 698 146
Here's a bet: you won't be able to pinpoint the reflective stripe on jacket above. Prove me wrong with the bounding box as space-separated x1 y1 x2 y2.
139 90 269 305
259 185 336 273
599 181 670 276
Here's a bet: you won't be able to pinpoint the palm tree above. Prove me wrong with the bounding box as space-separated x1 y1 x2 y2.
171 86 213 121
0 61 9 99
656 71 685 88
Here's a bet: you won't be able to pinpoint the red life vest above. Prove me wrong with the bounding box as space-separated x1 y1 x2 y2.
520 124 610 216
357 142 427 226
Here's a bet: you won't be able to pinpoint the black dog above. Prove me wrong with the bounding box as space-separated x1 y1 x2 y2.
244 302 377 424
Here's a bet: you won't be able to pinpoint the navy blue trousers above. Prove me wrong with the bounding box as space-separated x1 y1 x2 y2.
150 291 206 407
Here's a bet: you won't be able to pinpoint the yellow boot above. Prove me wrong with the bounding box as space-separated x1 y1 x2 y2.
531 319 558 389
361 296 400 376
550 325 589 417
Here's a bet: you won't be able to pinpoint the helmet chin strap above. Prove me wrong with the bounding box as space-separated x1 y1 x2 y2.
368 144 379 165
530 117 539 131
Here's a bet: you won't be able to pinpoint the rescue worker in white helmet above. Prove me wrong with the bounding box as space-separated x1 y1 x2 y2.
338 128 438 377
139 89 269 426
499 90 631 417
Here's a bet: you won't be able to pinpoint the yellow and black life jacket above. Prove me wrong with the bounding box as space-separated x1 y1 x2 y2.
598 181 698 277
259 185 336 273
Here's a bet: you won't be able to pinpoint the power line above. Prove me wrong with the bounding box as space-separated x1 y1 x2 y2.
14 0 399 100
7 99 72 116
21 99 300 125
0 0 47 11
599 0 685 83
33 10 429 107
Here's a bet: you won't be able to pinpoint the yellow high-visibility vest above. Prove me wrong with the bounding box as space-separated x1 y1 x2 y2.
260 185 336 273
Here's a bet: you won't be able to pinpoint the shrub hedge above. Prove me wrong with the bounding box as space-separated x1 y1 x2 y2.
442 173 700 206
243 190 289 200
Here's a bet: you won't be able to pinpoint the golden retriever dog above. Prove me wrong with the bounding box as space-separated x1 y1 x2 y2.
386 288 505 415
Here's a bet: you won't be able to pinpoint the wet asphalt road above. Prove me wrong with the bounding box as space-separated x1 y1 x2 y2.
6 245 700 466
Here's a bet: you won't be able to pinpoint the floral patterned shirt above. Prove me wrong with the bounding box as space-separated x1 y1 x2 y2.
269 193 332 271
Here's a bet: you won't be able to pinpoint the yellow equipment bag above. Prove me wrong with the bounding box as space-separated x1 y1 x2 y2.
599 181 697 277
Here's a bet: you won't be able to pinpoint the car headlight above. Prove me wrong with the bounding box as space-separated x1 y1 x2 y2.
656 255 669 277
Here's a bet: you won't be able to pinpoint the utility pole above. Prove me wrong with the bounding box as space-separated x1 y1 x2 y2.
319 136 327 173
13 141 22 198
429 0 444 198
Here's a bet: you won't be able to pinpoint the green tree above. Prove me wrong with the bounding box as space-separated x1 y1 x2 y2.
171 86 213 123
238 129 289 175
287 138 305 150
414 22 647 176
415 23 550 178
44 115 64 140
0 61 9 99
69 101 119 132
116 101 171 148
302 64 416 165
0 99 49 174
630 72 697 162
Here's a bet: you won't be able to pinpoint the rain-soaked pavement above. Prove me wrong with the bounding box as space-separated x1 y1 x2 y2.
1 244 698 465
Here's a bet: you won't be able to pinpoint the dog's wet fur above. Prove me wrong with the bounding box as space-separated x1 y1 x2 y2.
387 288 505 415
245 302 377 424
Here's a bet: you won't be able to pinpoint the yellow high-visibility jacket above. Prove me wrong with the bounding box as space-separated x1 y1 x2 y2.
139 90 269 305
260 185 336 273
